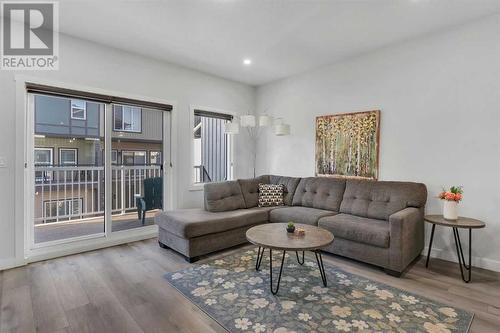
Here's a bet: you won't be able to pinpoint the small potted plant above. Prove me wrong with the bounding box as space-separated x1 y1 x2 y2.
286 222 295 233
438 186 463 220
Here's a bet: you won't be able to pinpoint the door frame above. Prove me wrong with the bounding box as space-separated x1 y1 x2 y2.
14 75 177 266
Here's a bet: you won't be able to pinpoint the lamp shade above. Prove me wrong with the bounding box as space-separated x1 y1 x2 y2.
274 123 290 136
273 118 290 136
240 115 256 127
259 114 272 127
224 121 240 134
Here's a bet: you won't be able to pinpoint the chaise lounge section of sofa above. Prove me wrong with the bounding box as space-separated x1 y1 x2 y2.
155 175 427 276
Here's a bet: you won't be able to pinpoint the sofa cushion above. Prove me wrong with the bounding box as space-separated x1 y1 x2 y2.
204 180 246 212
238 175 270 208
269 175 301 206
292 177 346 211
340 180 427 220
318 213 390 248
258 183 284 207
155 207 271 239
269 206 336 225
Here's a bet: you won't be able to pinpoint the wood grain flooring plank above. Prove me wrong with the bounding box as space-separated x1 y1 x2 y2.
69 254 144 333
28 262 69 333
128 240 187 272
64 303 114 333
47 257 90 311
1 267 29 292
0 285 35 333
88 245 192 332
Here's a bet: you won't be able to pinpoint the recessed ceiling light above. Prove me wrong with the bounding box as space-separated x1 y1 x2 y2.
243 58 252 66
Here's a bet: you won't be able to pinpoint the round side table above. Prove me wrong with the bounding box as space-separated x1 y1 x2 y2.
424 215 485 283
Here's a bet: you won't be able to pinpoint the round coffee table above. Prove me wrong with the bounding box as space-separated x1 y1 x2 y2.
246 223 334 294
425 215 485 283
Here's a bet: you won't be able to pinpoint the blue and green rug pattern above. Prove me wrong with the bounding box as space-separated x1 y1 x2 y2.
165 248 473 333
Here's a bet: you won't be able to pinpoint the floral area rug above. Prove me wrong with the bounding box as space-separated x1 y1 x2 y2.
164 248 473 333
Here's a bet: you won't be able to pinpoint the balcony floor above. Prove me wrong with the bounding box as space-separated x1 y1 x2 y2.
34 211 157 244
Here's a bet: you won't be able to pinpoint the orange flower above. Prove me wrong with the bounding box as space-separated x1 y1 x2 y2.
439 186 463 202
445 192 455 201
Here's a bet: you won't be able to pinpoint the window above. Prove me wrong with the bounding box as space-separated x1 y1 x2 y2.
59 148 78 165
111 149 118 164
34 148 53 165
122 151 146 165
44 198 83 222
34 147 54 182
113 105 142 132
70 99 86 120
150 151 162 165
193 109 232 183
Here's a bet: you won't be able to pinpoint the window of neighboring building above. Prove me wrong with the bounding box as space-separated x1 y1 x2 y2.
70 99 86 120
193 109 232 184
150 151 162 165
122 151 146 165
34 147 54 182
34 148 53 165
111 149 118 164
44 198 82 222
113 105 142 132
59 148 78 165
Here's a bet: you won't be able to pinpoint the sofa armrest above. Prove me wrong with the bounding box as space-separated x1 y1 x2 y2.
388 207 424 272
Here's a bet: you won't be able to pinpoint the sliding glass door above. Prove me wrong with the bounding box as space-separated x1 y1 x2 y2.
28 90 169 247
31 93 106 244
110 105 165 232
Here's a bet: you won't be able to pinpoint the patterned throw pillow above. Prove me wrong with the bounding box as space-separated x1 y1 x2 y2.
258 183 284 207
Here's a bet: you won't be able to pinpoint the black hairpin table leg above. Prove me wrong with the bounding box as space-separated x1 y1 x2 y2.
315 250 327 287
425 224 436 268
424 216 484 283
269 249 286 295
453 228 472 283
255 246 264 271
296 251 305 265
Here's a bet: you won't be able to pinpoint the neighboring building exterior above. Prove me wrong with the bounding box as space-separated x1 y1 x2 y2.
33 94 163 224
34 94 163 166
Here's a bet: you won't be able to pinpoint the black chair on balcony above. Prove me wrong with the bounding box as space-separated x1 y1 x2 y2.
136 177 163 225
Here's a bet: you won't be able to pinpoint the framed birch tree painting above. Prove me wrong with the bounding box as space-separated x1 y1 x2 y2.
315 110 380 179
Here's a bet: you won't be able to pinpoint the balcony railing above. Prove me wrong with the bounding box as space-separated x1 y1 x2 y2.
34 165 162 224
193 165 212 183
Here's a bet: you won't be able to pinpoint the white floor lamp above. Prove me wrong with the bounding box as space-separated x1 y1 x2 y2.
224 113 290 177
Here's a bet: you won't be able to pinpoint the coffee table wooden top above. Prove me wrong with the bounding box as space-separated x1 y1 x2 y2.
424 215 485 229
246 223 334 251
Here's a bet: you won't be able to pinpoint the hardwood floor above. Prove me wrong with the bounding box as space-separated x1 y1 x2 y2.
1 239 499 332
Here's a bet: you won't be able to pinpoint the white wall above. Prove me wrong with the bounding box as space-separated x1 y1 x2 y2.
256 15 500 271
0 34 255 263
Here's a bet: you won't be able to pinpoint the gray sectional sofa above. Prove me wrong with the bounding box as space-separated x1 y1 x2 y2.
155 175 427 276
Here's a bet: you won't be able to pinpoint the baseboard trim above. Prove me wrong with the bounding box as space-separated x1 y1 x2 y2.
0 257 27 271
423 246 500 273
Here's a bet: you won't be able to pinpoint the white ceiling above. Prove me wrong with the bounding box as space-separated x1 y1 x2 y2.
58 0 500 86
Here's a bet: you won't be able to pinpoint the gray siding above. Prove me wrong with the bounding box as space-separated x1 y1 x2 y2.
201 117 229 182
110 107 163 142
34 95 163 142
35 95 101 138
